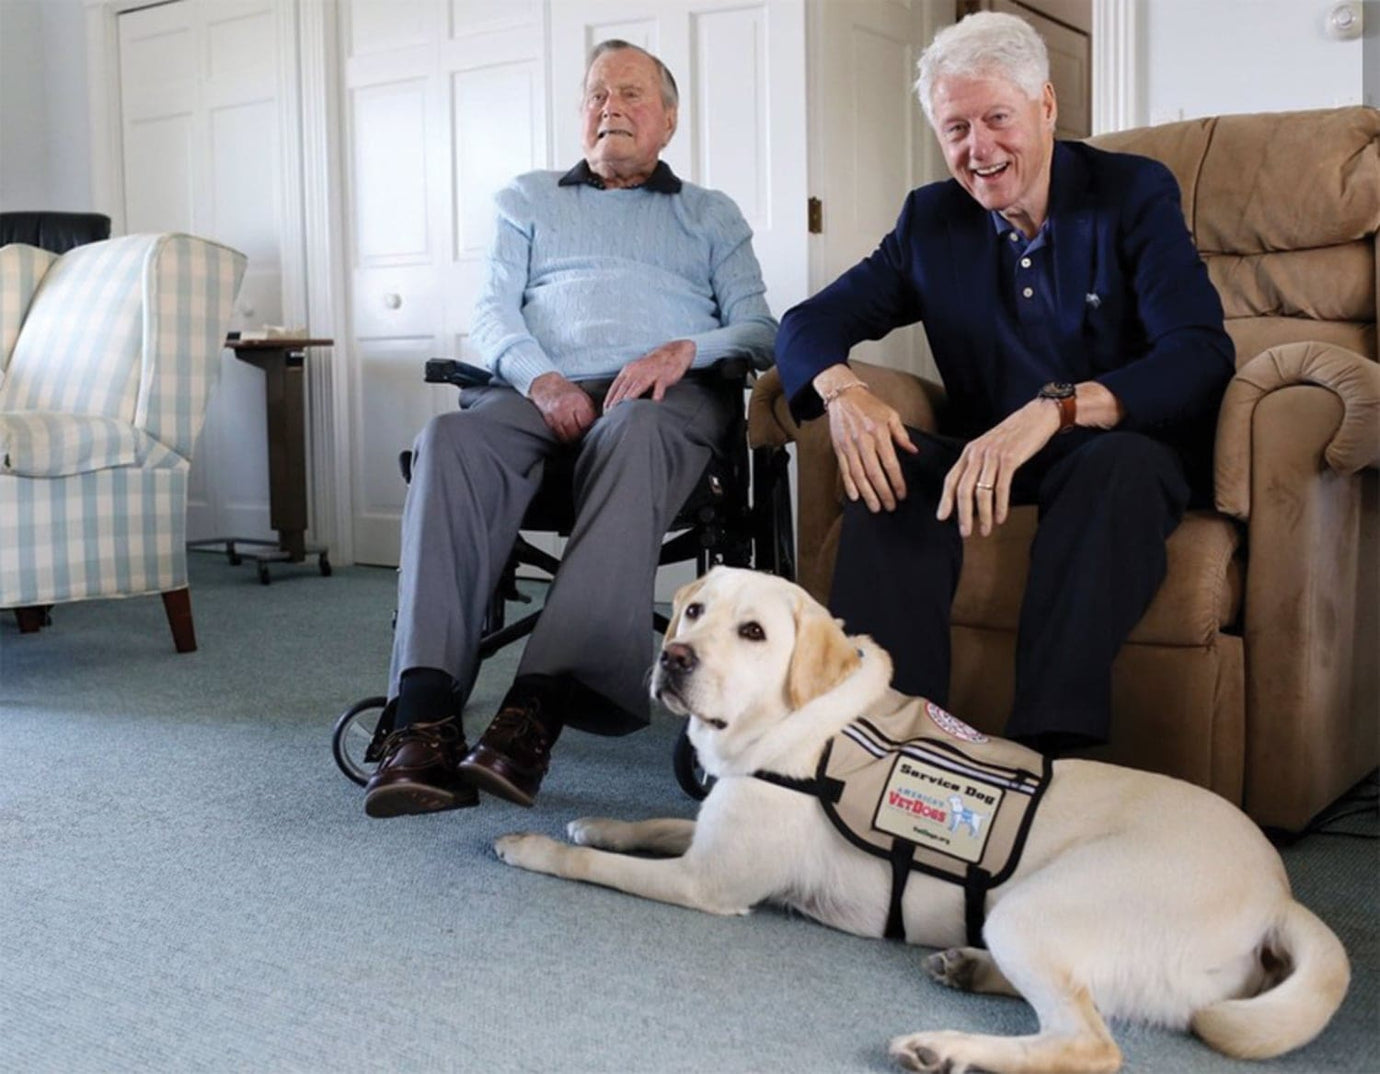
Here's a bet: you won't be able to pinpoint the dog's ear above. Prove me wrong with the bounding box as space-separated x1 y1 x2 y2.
665 572 711 639
787 606 861 710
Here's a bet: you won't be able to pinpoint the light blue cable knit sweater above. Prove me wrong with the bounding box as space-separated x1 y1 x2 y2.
469 170 778 396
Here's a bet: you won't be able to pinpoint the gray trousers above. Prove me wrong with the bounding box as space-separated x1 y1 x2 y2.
389 378 735 733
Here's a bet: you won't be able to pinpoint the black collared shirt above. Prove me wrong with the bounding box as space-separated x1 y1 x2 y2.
557 159 683 193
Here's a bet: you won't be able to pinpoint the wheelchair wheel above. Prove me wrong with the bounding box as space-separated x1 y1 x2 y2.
332 695 390 786
672 723 715 800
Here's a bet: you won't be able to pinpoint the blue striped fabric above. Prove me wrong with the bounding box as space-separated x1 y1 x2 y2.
0 468 188 605
2 236 151 418
0 233 246 610
0 411 151 477
0 244 59 390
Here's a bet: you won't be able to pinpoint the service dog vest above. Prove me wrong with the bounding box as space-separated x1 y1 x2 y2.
755 694 1050 947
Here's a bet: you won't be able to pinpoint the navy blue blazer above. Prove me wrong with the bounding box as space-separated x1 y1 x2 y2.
777 141 1234 465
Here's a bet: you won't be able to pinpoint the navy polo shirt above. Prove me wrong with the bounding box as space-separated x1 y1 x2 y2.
991 212 1065 393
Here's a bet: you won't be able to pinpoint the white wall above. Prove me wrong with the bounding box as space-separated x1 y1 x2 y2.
0 0 92 212
5 1 1376 217
1143 0 1369 125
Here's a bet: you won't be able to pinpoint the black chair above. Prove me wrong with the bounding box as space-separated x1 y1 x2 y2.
0 211 111 253
332 357 795 798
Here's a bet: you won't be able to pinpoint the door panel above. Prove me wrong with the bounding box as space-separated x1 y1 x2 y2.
342 0 547 566
116 0 284 544
811 0 940 379
980 0 1092 139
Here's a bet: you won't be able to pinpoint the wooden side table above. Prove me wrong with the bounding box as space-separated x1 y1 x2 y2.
189 337 334 584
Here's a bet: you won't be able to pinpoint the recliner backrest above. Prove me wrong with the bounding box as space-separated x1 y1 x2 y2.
1088 106 1379 367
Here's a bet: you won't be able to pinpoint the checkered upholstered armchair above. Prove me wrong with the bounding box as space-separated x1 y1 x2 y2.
1 233 247 651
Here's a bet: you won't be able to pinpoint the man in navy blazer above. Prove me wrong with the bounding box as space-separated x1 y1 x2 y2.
775 12 1234 754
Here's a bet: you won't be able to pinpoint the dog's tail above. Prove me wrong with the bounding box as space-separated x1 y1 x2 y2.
1191 900 1350 1059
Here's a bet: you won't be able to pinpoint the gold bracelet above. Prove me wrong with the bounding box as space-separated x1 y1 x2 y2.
821 379 870 408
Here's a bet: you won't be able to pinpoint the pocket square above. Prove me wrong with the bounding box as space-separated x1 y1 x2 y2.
1085 292 1102 308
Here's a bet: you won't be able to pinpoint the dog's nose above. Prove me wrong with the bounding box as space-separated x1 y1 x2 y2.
660 642 698 674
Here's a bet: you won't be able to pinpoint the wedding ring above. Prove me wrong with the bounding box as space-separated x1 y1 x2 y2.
976 482 995 490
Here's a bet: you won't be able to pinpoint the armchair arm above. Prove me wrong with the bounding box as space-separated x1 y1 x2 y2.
1214 342 1380 519
747 360 947 601
747 360 946 449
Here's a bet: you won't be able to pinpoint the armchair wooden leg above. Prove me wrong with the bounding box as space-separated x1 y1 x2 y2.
14 606 53 633
161 588 198 653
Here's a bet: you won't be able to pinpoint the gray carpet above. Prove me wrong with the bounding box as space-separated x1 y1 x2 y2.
1 556 1375 1073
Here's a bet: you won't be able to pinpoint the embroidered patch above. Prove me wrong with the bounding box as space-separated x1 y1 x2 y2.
872 755 1004 863
925 700 988 743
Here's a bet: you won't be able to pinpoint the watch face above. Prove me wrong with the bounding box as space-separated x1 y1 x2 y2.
1039 381 1076 400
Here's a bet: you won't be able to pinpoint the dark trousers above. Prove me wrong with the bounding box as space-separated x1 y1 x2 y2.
829 427 1191 745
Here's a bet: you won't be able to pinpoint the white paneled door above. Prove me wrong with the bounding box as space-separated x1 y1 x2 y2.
808 0 946 380
341 0 547 565
116 0 288 544
344 0 808 568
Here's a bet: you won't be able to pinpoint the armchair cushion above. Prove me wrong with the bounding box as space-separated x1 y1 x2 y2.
952 510 1241 648
0 237 149 420
0 412 154 478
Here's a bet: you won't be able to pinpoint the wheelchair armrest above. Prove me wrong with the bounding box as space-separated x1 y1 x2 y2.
707 355 751 382
425 354 752 390
425 358 492 388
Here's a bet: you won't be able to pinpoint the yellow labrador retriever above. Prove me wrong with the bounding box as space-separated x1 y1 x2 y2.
495 567 1348 1074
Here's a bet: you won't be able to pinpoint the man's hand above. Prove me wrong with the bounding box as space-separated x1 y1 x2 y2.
605 339 696 408
530 372 598 443
937 400 1060 537
819 377 919 513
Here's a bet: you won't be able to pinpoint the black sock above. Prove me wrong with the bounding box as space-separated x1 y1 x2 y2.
502 673 567 741
395 667 458 730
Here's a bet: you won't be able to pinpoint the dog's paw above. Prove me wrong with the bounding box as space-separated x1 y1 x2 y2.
567 817 618 848
924 948 980 992
493 832 562 873
888 1032 973 1073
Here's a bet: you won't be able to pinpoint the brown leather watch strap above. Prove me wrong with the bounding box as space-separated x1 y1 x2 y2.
1054 391 1077 431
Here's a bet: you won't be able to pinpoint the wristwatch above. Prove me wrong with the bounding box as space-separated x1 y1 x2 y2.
1038 382 1077 432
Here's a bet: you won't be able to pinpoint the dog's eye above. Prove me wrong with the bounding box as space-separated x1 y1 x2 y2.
683 602 704 620
738 621 766 642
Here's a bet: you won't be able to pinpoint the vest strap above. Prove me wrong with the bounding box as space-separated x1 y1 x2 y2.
964 864 992 948
886 842 915 940
752 768 845 803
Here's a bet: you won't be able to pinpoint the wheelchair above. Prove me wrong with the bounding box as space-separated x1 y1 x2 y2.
331 356 795 801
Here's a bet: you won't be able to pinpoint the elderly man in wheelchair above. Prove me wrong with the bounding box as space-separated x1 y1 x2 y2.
361 39 777 818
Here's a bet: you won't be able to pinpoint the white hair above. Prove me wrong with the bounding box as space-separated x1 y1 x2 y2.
914 11 1050 125
586 39 679 110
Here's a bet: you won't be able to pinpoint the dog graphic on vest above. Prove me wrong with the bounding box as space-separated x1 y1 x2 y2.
947 795 985 837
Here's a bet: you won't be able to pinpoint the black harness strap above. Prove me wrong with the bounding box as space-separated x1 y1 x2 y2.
753 734 1045 949
964 865 992 948
752 769 845 803
886 842 915 940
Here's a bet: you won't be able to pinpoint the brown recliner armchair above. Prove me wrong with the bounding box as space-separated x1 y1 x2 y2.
748 106 1380 833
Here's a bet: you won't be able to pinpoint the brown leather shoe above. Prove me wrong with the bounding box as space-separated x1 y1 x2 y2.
364 719 478 818
456 699 554 807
